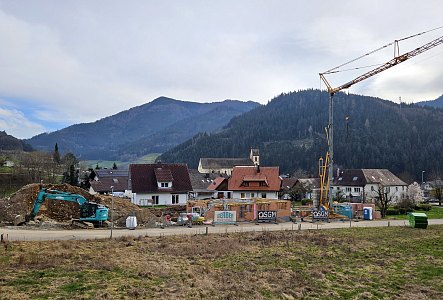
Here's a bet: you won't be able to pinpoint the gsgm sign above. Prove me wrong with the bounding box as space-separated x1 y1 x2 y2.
312 210 329 220
257 211 277 222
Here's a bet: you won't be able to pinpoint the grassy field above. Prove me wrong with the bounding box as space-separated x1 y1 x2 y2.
80 153 161 170
0 226 442 299
386 206 443 220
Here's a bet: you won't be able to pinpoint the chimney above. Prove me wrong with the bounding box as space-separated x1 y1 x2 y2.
257 164 260 173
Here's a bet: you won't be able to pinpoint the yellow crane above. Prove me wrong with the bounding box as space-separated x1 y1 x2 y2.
318 30 443 212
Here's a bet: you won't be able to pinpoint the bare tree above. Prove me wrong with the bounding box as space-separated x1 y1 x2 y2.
374 184 394 218
432 179 443 206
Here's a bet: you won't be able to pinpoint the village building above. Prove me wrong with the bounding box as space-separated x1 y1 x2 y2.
89 169 128 196
197 148 260 175
188 169 222 200
332 169 407 203
128 163 192 206
228 165 281 199
280 177 320 201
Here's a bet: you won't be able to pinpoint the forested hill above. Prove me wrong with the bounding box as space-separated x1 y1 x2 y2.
160 89 443 182
26 97 259 160
0 131 33 152
417 94 443 108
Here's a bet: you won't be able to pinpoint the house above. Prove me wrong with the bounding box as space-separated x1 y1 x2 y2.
128 163 192 206
89 169 129 195
280 177 298 200
197 148 260 175
332 169 407 203
3 160 14 167
188 169 222 200
207 176 231 199
228 165 281 199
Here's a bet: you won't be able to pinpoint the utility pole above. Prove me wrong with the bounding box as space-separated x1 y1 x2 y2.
110 185 114 238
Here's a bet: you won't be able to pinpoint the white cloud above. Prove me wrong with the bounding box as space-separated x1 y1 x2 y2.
0 0 442 138
0 107 46 139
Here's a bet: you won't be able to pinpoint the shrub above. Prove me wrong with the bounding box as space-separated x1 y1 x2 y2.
417 204 432 211
386 209 399 215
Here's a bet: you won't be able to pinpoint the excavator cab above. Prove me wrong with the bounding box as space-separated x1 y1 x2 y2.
79 202 109 222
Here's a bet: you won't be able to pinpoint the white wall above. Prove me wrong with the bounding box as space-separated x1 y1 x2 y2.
131 192 187 206
232 191 278 199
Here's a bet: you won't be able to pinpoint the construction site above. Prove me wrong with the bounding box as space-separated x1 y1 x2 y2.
0 183 187 229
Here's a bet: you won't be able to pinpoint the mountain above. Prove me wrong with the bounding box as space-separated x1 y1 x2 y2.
160 89 443 181
26 97 260 160
0 131 33 152
417 94 443 108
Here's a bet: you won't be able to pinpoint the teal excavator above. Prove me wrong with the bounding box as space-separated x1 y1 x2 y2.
26 188 109 228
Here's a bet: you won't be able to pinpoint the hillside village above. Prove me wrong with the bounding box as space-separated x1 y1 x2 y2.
80 148 440 224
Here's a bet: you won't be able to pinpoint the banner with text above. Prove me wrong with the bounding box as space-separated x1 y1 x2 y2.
257 210 277 223
214 211 237 224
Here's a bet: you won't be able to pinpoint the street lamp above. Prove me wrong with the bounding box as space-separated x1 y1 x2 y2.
422 171 425 185
110 185 114 238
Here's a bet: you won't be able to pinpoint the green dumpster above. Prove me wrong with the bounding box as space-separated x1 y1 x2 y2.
408 212 428 229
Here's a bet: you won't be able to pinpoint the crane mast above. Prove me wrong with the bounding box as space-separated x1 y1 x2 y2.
318 33 443 212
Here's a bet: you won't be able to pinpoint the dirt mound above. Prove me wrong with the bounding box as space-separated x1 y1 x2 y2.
0 183 180 227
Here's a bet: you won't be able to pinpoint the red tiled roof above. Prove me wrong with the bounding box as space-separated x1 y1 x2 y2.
130 163 192 193
207 177 228 190
154 168 174 182
228 166 281 191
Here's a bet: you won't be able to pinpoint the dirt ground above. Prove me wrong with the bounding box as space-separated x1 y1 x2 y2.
0 183 186 228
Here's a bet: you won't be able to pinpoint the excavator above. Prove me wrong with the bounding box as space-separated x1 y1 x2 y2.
25 188 109 228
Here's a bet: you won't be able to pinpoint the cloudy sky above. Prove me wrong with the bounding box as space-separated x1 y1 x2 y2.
1 1 442 139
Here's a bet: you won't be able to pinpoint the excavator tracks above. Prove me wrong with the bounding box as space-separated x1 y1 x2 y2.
72 220 94 229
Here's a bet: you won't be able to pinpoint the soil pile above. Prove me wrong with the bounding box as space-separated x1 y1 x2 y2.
0 184 185 227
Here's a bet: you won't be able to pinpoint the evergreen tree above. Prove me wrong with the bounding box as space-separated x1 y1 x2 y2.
53 143 61 164
112 162 118 169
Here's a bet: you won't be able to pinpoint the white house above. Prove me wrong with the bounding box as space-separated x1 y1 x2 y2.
128 163 193 206
332 169 407 203
197 149 259 175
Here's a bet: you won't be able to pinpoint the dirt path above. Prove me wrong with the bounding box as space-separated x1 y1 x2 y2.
2 219 443 241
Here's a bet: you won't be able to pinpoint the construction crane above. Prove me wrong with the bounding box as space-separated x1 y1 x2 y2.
318 31 443 212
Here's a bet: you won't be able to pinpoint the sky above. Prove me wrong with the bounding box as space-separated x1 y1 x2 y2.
1 0 442 139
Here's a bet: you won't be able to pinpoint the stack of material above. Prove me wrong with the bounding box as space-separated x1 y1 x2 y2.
408 212 428 229
0 183 159 227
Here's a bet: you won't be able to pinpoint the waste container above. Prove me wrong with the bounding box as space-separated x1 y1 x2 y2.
363 207 373 220
339 205 353 219
408 212 428 229
126 216 137 230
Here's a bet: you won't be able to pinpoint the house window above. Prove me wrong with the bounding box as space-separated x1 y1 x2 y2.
346 187 351 192
259 182 266 187
396 187 398 192
160 182 169 188
240 193 245 198
227 192 232 198
337 187 340 190
371 186 375 191
243 182 249 187
251 193 255 198
152 195 159 205
402 186 405 191
172 194 179 204
261 193 267 198
354 187 361 193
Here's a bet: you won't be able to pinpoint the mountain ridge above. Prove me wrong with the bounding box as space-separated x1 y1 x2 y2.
160 89 443 181
26 97 260 160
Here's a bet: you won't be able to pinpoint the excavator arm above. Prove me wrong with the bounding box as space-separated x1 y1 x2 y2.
27 188 89 220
